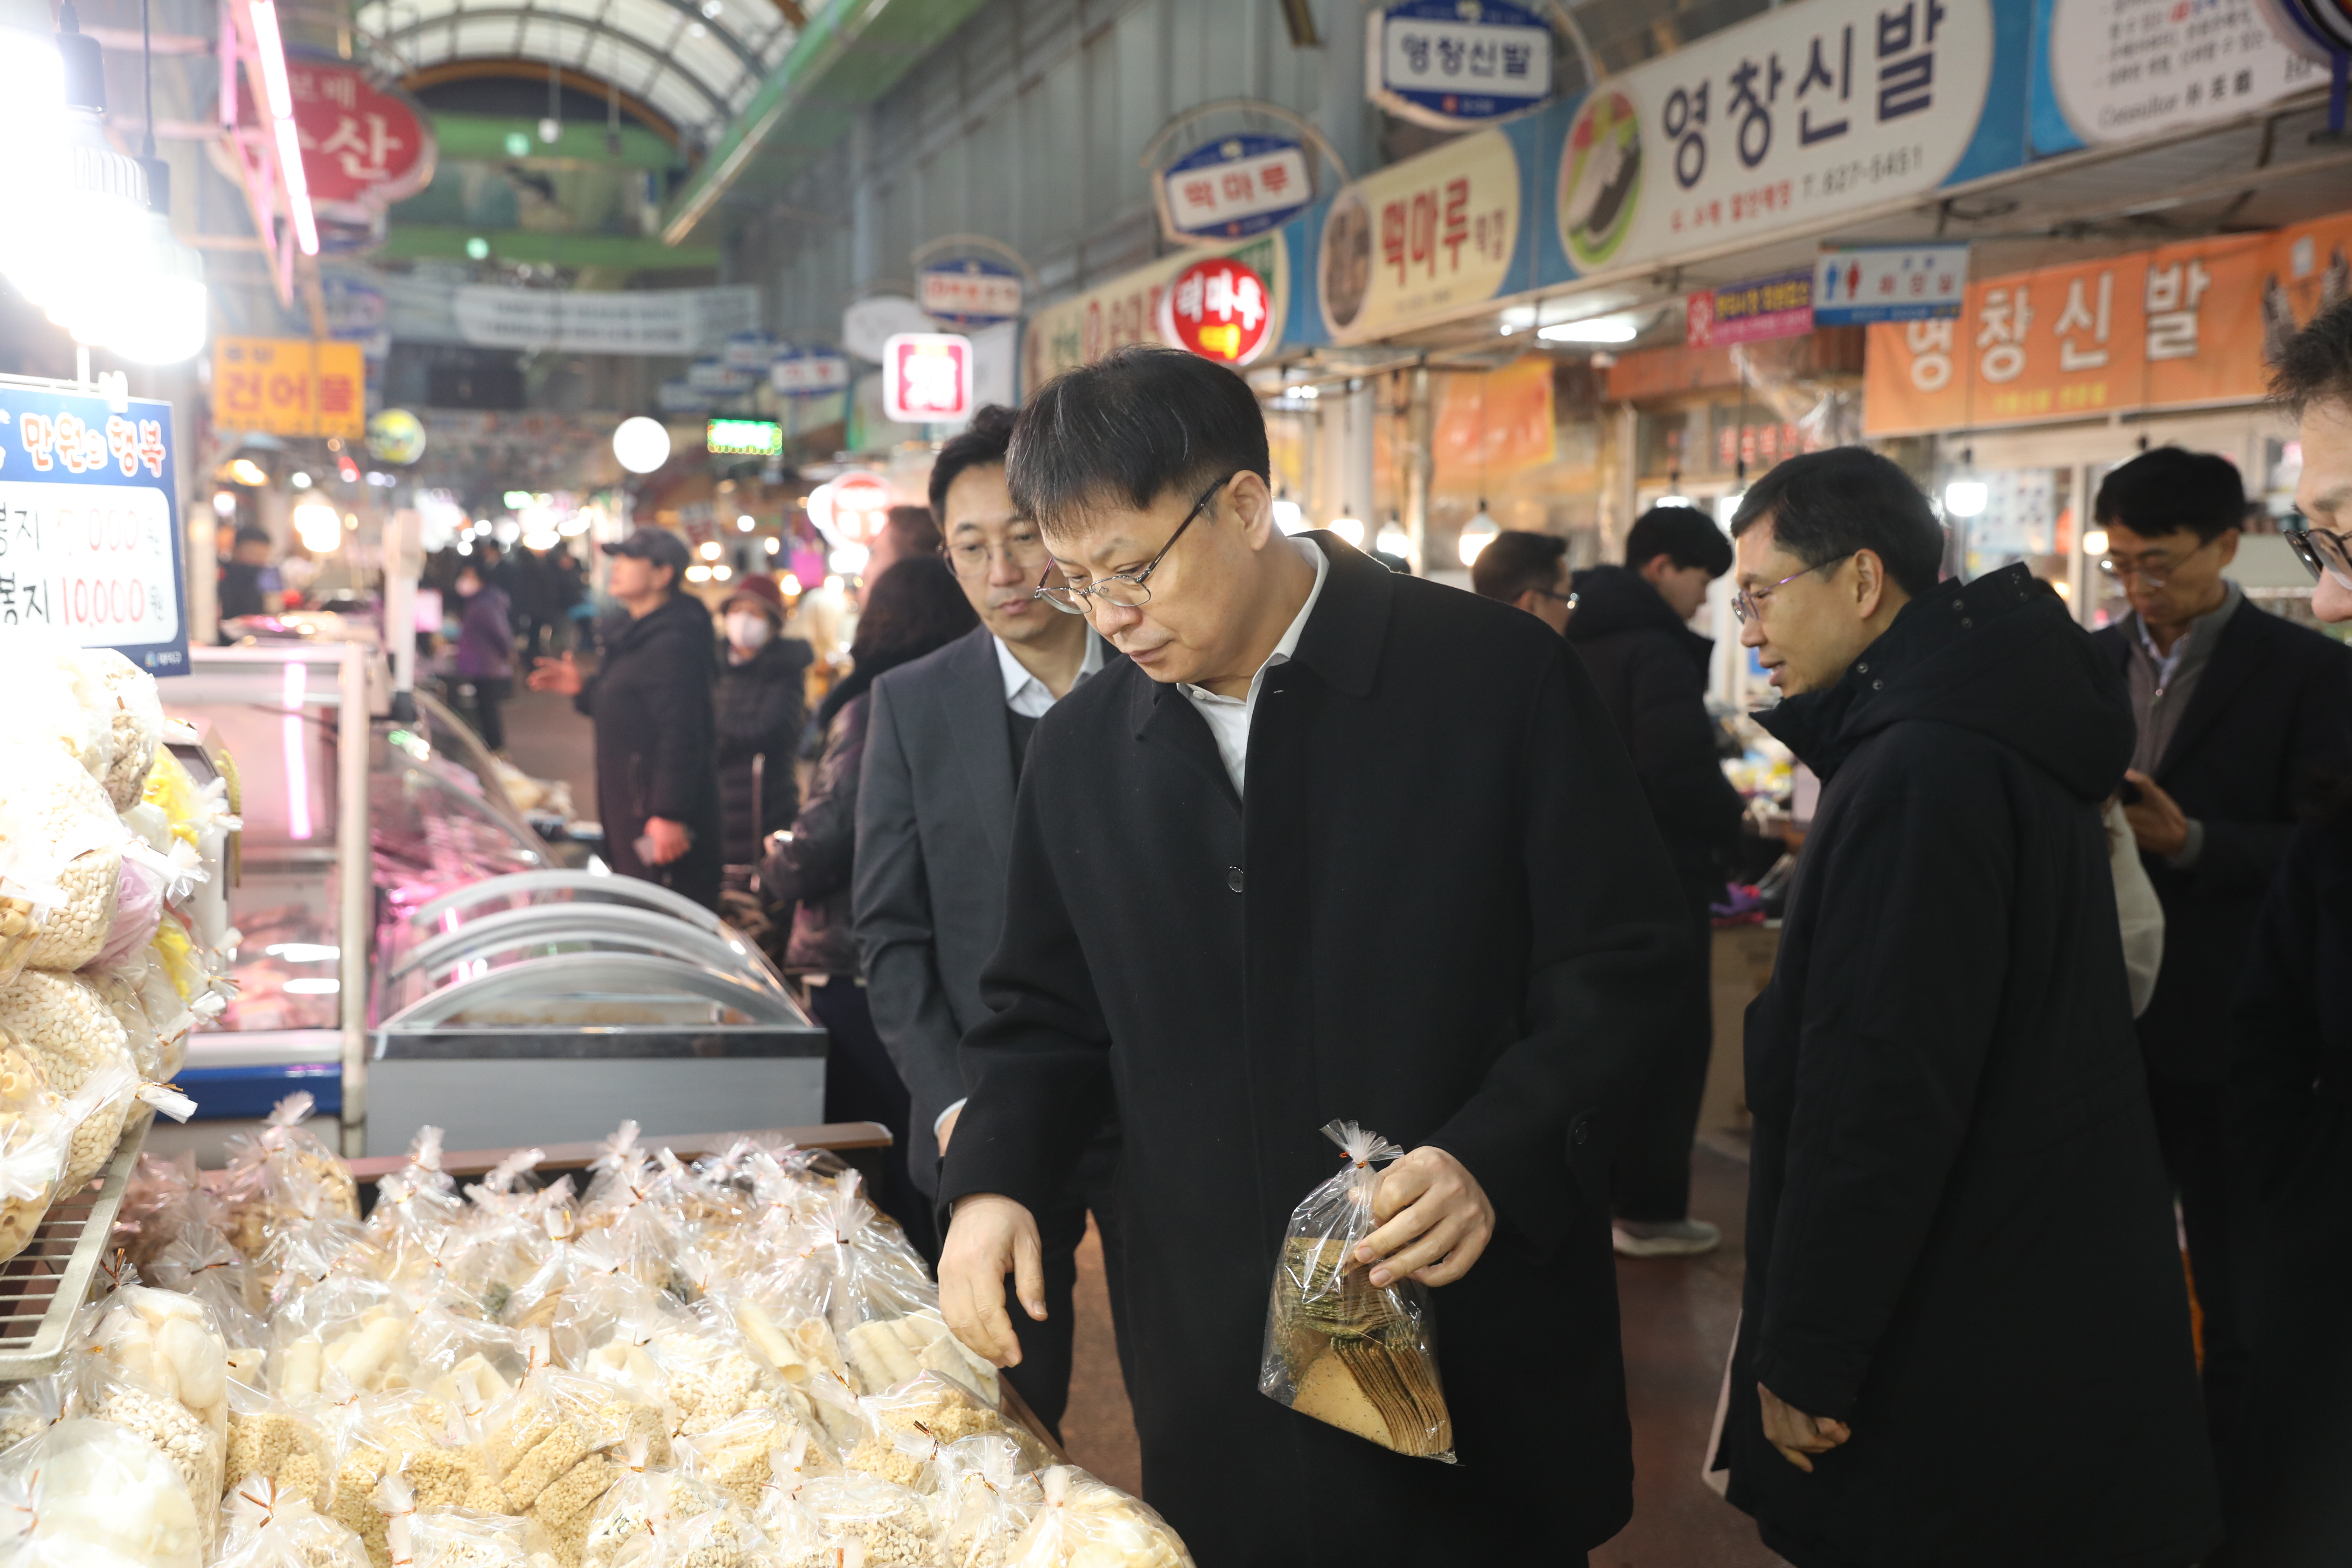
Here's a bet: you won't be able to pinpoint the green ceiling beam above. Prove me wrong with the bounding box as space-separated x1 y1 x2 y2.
380 225 722 270
661 0 990 245
427 114 682 172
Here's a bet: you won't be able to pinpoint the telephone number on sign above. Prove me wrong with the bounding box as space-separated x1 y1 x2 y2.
1806 146 1925 199
57 575 163 627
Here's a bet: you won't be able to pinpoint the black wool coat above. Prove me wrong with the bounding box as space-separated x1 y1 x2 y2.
715 634 814 864
1724 566 2219 1568
575 592 724 910
939 534 1688 1564
2092 604 2352 1081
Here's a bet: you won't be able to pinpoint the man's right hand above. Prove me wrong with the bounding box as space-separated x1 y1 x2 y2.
939 1192 1045 1368
528 652 581 695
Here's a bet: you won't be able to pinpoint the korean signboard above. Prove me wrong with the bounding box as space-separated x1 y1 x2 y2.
706 418 784 458
1158 258 1276 365
1553 0 2000 278
284 61 435 221
211 338 366 440
0 387 187 675
2031 0 2317 156
771 349 851 397
918 262 1024 327
1688 269 1813 348
882 334 974 424
1862 227 2295 434
1813 244 1970 324
1024 233 1288 388
1371 0 1553 129
451 286 759 355
1160 136 1315 241
1320 127 1521 345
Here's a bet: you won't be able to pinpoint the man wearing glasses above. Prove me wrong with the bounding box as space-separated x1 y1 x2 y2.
1716 446 2217 1568
2088 446 2352 1529
852 405 1123 1438
933 346 1687 1557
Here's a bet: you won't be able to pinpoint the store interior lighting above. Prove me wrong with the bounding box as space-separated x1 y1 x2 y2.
2082 527 2110 556
685 564 712 582
290 471 312 489
696 540 722 561
1538 315 1639 344
829 543 870 574
1657 493 1694 509
779 573 803 594
1457 502 1499 566
736 514 755 531
1715 493 1745 526
1376 523 1412 559
713 564 733 581
1943 447 1989 519
1329 513 1364 548
1271 498 1305 534
292 499 341 553
247 0 318 255
227 457 268 485
612 416 671 474
762 536 781 555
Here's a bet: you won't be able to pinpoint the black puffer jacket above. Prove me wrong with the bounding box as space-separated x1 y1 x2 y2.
760 691 868 976
575 592 723 910
715 635 814 864
1567 564 1745 897
1722 565 2218 1567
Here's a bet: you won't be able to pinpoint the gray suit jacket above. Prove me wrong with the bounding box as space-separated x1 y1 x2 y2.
853 625 1108 1194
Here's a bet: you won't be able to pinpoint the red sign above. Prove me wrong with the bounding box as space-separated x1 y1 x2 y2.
1157 257 1273 364
882 333 974 424
285 63 434 218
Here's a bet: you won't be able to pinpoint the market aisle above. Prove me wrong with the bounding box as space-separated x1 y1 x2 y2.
497 666 600 820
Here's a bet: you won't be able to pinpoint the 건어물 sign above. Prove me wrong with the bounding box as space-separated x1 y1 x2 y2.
211 338 366 440
0 387 187 674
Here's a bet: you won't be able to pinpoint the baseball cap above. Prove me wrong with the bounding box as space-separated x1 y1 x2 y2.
601 527 693 576
723 572 787 622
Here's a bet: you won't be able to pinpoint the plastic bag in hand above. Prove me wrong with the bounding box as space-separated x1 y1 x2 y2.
1257 1121 1455 1461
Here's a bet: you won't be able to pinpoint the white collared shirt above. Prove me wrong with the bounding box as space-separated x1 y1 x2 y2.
1177 536 1328 794
993 630 1104 718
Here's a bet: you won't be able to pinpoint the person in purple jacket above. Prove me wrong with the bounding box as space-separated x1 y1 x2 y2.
452 561 514 752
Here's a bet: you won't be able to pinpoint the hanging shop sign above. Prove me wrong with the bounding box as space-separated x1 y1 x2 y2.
1157 257 1277 364
656 380 713 414
882 333 974 424
366 407 427 465
1024 233 1289 387
686 358 754 394
808 472 894 542
721 331 775 371
1320 127 1521 345
706 418 784 458
1861 226 2302 434
1687 268 1814 348
0 386 187 675
210 337 366 440
450 287 758 355
1813 244 1970 324
917 261 1024 327
1161 136 1316 241
281 60 436 223
1370 0 1554 130
2255 0 2352 54
771 348 852 397
2033 0 2318 155
1553 0 1999 278
843 295 939 361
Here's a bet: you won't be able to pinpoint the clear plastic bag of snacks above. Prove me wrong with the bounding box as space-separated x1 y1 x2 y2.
411 1305 534 1422
0 1416 206 1568
576 1435 748 1568
0 1376 68 1458
75 1283 231 1553
940 1435 1046 1568
794 1471 941 1568
378 1472 560 1568
219 1093 361 1270
147 1194 267 1351
0 1033 67 1268
675 1406 817 1515
314 1392 504 1562
863 1372 1052 1472
0 737 125 978
217 1475 372 1568
477 1366 670 1555
268 1258 416 1401
1257 1121 1455 1462
225 1379 333 1508
1008 1467 1195 1568
364 1127 468 1281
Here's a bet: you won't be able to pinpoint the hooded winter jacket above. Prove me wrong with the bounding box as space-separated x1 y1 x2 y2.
1720 564 2219 1568
575 591 724 910
715 634 814 864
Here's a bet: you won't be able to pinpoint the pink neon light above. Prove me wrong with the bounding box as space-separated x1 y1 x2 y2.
248 0 319 255
281 659 313 841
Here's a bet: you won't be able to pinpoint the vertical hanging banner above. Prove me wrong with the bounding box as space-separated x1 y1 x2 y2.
1318 128 1523 345
0 388 187 674
1370 0 1555 128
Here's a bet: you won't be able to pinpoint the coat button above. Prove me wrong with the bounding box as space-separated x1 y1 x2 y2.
1872 679 1883 690
1227 866 1245 893
1572 1120 1589 1146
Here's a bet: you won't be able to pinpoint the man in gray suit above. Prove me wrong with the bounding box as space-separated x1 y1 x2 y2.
854 406 1126 1437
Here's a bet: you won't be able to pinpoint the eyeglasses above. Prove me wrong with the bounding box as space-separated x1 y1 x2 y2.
1732 554 1851 624
944 524 1050 580
2097 535 2219 588
1034 471 1235 615
2284 517 2352 592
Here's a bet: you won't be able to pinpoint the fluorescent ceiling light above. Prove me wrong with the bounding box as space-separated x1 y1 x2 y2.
249 0 318 255
1537 316 1638 344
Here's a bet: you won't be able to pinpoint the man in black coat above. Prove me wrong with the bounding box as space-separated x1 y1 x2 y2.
2089 447 2352 1506
933 347 1687 1563
1567 505 1746 1257
528 527 724 910
1718 448 2217 1568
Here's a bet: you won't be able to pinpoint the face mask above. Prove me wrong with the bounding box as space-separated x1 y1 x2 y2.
726 612 774 650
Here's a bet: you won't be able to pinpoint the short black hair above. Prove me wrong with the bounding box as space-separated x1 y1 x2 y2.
232 525 272 549
1729 447 1944 599
929 405 1016 524
1471 529 1568 603
2271 294 2352 419
1625 505 1732 576
1008 345 1269 537
880 504 942 559
2094 447 2245 544
850 555 978 666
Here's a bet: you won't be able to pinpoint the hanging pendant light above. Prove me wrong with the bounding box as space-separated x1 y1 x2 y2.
110 0 205 364
1458 500 1498 566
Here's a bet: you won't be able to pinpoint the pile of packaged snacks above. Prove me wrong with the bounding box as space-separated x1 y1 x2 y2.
23 1120 1199 1568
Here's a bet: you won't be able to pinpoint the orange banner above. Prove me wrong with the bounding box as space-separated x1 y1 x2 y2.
1432 356 1556 492
1864 226 2305 436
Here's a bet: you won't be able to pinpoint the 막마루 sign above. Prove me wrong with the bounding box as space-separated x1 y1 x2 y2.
1160 136 1315 241
1320 127 1521 344
1813 244 1970 324
1370 0 1553 129
0 387 187 674
211 338 366 441
1555 0 1997 277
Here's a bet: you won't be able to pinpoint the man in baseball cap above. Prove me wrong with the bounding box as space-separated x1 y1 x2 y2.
601 525 694 577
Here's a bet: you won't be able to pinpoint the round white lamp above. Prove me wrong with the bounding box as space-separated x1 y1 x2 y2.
613 416 671 475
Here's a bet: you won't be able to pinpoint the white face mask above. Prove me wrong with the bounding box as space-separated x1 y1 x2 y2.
726 611 774 651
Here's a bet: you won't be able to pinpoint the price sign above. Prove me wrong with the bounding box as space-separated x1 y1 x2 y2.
0 387 187 674
211 338 366 440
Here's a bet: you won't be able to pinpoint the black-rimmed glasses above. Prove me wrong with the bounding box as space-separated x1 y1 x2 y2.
2284 516 2352 592
1034 471 1236 615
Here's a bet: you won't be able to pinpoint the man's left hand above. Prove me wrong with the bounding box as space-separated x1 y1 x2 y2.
2121 769 2190 858
1353 1147 1494 1288
1759 1383 1851 1472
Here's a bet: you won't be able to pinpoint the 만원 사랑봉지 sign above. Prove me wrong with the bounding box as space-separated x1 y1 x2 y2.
0 386 188 675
